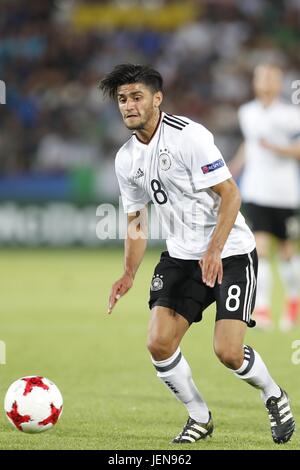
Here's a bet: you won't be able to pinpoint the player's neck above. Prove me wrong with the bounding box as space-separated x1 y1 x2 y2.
135 109 161 144
258 96 278 108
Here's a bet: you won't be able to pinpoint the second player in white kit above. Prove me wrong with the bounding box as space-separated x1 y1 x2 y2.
231 64 300 331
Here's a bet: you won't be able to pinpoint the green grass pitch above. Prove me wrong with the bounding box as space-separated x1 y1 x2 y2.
0 248 299 450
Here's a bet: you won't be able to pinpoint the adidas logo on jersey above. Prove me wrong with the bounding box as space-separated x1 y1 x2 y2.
133 168 144 180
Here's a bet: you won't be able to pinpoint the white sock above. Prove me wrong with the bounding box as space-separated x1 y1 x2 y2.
279 256 300 300
256 258 272 311
151 348 209 422
233 345 281 402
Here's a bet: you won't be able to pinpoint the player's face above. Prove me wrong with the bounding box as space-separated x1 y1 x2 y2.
117 83 162 130
253 66 283 101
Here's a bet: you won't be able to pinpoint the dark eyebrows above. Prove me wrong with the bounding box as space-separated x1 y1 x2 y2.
117 91 144 98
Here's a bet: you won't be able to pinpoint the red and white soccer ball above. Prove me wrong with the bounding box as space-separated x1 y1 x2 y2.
4 376 63 433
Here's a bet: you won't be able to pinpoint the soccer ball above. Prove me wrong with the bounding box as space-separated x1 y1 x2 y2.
4 376 63 433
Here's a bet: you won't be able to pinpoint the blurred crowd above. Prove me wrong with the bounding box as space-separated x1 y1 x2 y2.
0 0 300 180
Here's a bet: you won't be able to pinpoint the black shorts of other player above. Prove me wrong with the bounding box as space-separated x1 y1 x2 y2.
149 249 258 327
242 203 297 240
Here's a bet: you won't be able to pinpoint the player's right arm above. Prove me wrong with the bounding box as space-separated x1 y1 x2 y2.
107 207 148 314
228 142 245 179
228 104 247 179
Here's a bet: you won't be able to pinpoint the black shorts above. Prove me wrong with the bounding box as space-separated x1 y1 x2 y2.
149 250 258 327
242 203 297 240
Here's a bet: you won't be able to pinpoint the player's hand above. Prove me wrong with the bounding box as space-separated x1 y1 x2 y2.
259 138 278 152
199 248 223 287
107 272 134 314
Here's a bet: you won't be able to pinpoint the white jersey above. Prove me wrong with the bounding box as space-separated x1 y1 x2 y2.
115 112 255 260
238 99 300 209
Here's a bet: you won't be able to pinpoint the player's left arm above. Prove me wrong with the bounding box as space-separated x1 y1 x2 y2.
200 178 241 287
260 139 300 160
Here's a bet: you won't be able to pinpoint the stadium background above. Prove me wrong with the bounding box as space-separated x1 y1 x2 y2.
0 0 299 450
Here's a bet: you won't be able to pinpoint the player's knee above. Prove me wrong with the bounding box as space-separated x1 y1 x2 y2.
214 345 243 370
147 336 175 361
255 236 269 258
278 242 294 261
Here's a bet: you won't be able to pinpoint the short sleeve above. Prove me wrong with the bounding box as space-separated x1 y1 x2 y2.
115 162 150 214
180 124 232 190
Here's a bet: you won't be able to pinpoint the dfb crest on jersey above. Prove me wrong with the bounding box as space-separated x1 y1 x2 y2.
151 274 164 291
159 149 172 171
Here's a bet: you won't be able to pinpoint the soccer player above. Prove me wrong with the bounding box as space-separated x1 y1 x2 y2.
231 64 300 331
100 64 295 444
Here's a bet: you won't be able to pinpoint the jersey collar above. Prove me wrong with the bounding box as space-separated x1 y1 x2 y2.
133 110 163 146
